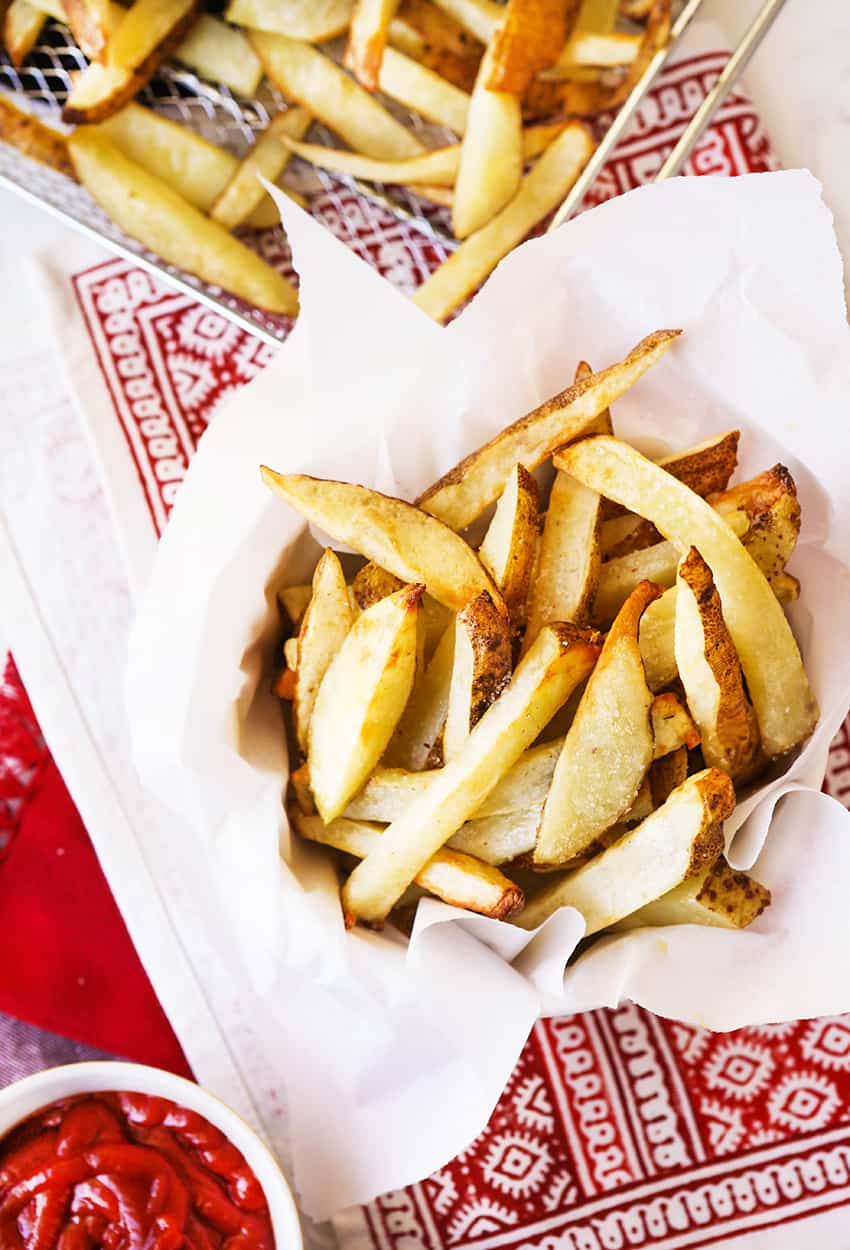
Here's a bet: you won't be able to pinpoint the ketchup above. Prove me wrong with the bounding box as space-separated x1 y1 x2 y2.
0 1091 276 1250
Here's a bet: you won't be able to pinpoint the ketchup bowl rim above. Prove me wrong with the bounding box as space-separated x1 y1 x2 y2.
0 1058 303 1249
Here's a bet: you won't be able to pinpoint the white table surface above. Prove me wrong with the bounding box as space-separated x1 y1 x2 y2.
2 0 849 289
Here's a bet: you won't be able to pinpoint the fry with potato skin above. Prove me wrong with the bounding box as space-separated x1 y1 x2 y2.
261 469 503 613
292 549 353 754
478 463 539 622
650 691 699 758
518 768 732 933
675 546 762 782
558 435 818 758
612 858 771 931
418 329 679 530
62 0 111 60
486 0 579 94
444 591 512 762
534 580 660 867
601 430 740 524
309 584 422 823
384 620 455 769
342 622 601 925
0 95 74 175
292 809 524 921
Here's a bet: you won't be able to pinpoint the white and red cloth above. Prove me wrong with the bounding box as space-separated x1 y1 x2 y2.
2 28 850 1250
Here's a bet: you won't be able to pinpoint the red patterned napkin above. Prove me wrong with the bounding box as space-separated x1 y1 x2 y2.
3 30 850 1250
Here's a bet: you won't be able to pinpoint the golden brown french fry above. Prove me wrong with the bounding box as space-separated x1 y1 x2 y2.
712 467 801 588
558 436 818 758
486 0 578 94
309 584 421 823
534 581 659 868
649 742 687 807
210 107 311 230
378 45 470 133
444 591 512 761
4 0 48 67
384 620 455 769
601 431 740 523
351 563 403 608
546 29 640 77
525 470 601 643
453 37 522 238
650 690 699 758
346 735 564 822
345 0 399 90
619 0 652 17
63 0 200 124
411 184 454 207
612 858 771 931
68 131 298 315
281 120 565 190
389 0 482 90
225 0 353 40
417 326 678 529
478 464 539 621
430 0 499 43
61 0 110 59
675 547 762 782
576 0 618 30
292 550 353 754
250 31 423 160
415 123 592 321
342 622 601 924
0 95 74 176
95 104 238 212
517 768 732 932
260 470 502 612
292 809 524 920
174 14 263 97
278 583 312 629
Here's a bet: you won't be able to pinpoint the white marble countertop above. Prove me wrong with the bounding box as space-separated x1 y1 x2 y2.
1 0 848 289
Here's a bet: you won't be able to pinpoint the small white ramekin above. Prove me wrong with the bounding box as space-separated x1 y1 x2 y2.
0 1060 302 1250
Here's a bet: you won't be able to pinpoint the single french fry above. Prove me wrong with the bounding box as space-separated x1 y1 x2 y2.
225 0 354 41
62 0 111 61
261 470 502 612
345 0 400 90
384 621 455 769
444 591 512 762
293 809 524 920
417 327 678 530
292 550 353 754
416 121 594 319
612 858 771 931
278 583 312 629
250 32 423 161
525 470 601 643
378 45 470 133
651 691 699 758
649 742 687 807
448 807 539 864
309 584 421 822
68 131 298 315
486 0 579 94
453 36 522 238
174 14 263 97
351 563 403 608
429 0 499 43
478 463 539 621
546 29 640 77
675 546 762 782
210 107 311 230
4 1 48 67
388 0 483 92
517 768 732 933
558 436 818 758
601 431 740 523
0 96 74 176
342 622 601 924
535 581 659 867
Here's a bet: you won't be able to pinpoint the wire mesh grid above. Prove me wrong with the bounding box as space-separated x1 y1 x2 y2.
0 7 688 344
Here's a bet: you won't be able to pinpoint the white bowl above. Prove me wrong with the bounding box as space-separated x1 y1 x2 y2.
0 1060 302 1249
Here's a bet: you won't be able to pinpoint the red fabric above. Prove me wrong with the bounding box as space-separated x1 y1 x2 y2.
0 661 190 1075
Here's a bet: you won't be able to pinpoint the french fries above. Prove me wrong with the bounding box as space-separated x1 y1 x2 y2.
384 621 455 769
5 0 48 67
649 742 688 807
534 581 659 867
558 436 818 758
292 549 353 753
378 46 470 133
452 34 523 239
650 691 699 758
345 0 399 91
518 769 732 932
250 32 423 161
612 858 771 931
278 583 313 629
417 328 678 529
389 0 483 91
600 431 740 523
486 0 579 94
63 0 200 125
443 591 512 761
210 107 311 231
342 623 601 924
62 0 111 61
477 463 539 621
225 0 354 41
292 809 523 920
309 584 421 822
0 96 74 176
525 469 601 643
429 0 499 44
68 131 298 315
675 547 762 782
260 469 502 612
174 14 263 97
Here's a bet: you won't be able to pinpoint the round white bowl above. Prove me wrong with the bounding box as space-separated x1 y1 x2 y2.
0 1060 302 1250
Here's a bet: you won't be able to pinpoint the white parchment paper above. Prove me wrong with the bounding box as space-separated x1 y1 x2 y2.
127 171 850 1219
